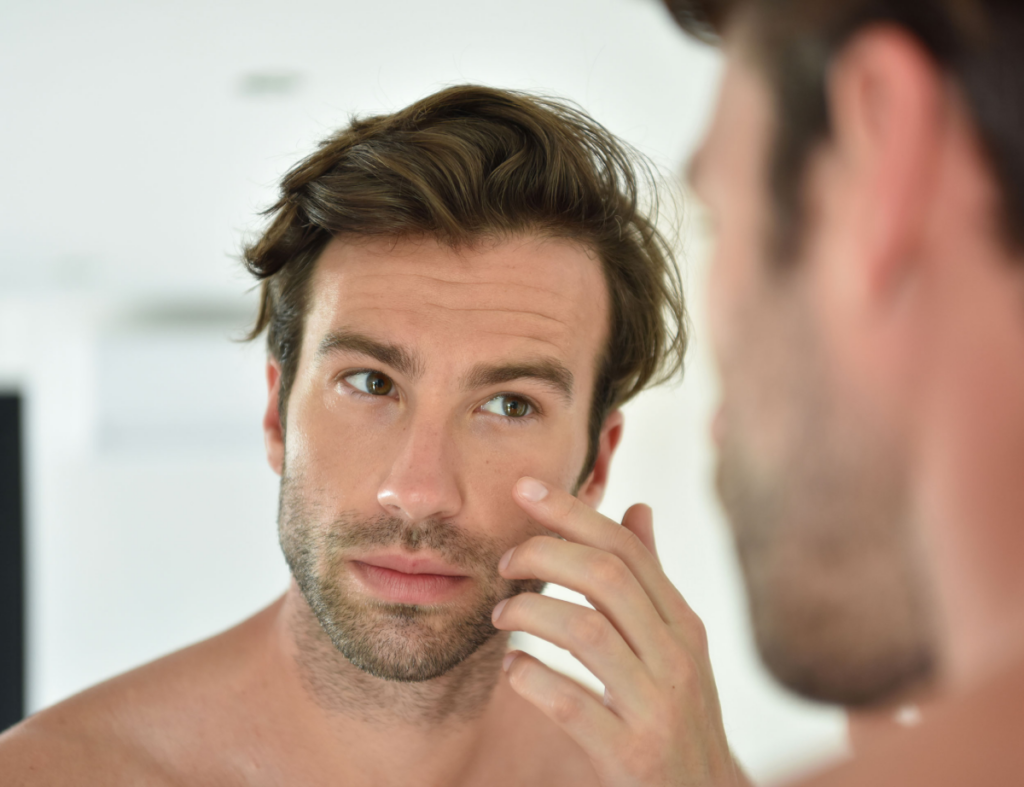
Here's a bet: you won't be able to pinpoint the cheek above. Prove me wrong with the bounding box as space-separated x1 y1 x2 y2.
283 389 390 504
463 452 535 538
461 422 587 531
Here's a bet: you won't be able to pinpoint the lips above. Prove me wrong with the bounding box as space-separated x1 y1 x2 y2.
357 553 466 577
349 552 470 605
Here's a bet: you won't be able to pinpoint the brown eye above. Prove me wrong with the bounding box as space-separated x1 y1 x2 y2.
366 372 393 396
345 370 395 396
482 394 533 418
503 397 529 417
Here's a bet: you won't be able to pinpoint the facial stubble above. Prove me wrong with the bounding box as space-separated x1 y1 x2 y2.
278 472 544 684
714 276 938 707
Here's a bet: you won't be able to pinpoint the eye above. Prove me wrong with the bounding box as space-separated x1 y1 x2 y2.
345 370 395 396
481 394 533 419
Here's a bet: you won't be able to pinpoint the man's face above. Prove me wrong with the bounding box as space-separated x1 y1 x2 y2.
692 51 936 705
268 235 611 682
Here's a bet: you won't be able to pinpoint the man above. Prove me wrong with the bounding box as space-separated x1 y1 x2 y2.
652 0 1024 783
0 85 731 786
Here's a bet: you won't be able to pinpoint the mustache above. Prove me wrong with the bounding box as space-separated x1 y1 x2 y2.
277 472 510 579
319 513 505 578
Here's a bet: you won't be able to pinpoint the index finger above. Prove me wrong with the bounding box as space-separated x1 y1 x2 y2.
513 476 692 627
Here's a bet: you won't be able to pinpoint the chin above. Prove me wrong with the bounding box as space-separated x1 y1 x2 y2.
319 595 504 683
747 584 939 707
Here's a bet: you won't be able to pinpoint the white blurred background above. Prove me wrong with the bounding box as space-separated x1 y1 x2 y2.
0 0 847 782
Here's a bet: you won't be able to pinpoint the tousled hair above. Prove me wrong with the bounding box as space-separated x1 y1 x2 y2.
243 85 687 483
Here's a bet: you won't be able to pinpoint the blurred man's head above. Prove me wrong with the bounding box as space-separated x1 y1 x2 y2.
669 0 1024 706
244 86 688 683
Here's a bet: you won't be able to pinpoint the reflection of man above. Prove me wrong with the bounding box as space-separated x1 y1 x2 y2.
660 0 1024 783
0 85 691 784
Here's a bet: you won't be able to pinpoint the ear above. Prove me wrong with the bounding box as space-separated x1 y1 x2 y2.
263 358 285 476
825 25 944 297
576 409 625 509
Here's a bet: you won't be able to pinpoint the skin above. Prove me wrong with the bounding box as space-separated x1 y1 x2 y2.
0 234 622 786
493 478 746 786
686 18 1024 786
694 27 938 707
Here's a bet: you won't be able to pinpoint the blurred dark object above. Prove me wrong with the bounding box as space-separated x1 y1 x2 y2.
0 393 25 732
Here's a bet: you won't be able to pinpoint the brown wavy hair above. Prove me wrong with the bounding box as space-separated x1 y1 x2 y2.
243 84 687 482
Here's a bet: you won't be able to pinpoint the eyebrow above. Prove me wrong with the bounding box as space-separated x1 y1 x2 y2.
462 359 575 403
316 330 574 403
315 330 423 378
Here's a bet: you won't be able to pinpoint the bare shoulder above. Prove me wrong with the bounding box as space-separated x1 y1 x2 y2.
0 601 281 786
0 704 174 787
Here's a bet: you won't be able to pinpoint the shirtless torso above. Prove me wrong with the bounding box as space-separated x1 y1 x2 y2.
0 589 598 787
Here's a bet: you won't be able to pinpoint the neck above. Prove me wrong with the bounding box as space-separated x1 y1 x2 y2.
280 582 508 726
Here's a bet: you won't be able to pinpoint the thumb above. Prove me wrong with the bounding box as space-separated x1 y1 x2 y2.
621 503 660 566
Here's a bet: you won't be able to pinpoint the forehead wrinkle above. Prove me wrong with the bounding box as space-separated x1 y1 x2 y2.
363 269 571 296
336 302 573 336
417 302 570 328
343 267 585 310
474 329 566 354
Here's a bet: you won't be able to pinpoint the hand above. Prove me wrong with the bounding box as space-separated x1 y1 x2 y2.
491 476 748 787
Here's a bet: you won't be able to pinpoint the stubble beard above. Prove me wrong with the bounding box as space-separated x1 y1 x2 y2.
714 284 938 707
278 471 544 685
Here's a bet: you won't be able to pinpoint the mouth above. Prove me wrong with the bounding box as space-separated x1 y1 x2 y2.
349 553 471 605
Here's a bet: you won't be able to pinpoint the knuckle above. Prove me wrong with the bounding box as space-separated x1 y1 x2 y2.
548 690 585 725
669 652 709 705
617 739 662 780
586 553 629 589
562 495 583 522
684 611 710 655
611 525 645 559
566 609 611 651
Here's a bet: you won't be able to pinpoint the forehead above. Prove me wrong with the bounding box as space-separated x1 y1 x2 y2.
302 235 610 371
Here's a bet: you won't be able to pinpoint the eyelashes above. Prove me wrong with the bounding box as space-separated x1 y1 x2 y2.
344 370 396 397
481 394 534 419
338 370 540 422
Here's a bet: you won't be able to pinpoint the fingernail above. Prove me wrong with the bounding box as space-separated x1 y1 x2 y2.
492 598 509 624
517 476 549 503
502 651 521 672
499 546 516 572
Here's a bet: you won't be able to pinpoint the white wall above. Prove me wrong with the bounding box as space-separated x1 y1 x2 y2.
0 0 846 782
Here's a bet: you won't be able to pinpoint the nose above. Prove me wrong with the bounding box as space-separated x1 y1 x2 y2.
376 411 464 523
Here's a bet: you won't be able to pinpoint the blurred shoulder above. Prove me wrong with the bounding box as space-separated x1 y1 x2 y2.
799 655 1024 787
